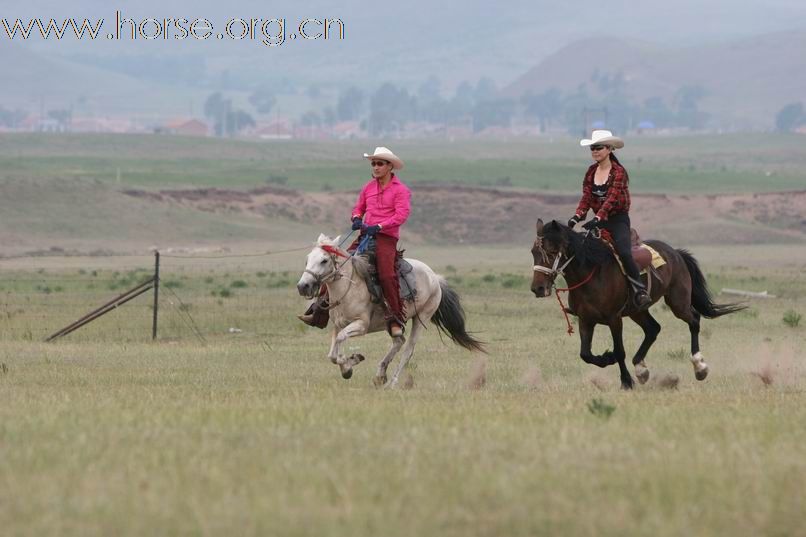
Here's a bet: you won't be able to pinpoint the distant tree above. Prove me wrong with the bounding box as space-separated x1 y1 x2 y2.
336 87 364 121
522 88 563 132
474 77 497 102
775 102 804 132
248 86 277 115
228 110 255 133
300 111 322 127
204 92 227 121
472 98 515 132
203 92 254 137
417 76 441 102
641 96 675 129
47 109 72 124
0 106 26 128
674 85 710 130
368 83 416 135
322 106 336 127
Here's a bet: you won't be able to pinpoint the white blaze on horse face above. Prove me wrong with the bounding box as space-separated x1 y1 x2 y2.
297 247 330 291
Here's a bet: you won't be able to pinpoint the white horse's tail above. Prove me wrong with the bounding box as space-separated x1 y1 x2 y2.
431 279 486 353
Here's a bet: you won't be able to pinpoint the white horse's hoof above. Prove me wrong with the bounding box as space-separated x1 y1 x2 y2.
383 379 399 389
373 375 387 388
635 361 650 384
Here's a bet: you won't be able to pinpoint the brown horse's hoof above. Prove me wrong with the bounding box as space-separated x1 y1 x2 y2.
635 361 650 384
341 368 353 380
373 375 387 388
695 366 709 381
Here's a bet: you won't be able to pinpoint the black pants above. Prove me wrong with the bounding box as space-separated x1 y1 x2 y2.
603 213 641 281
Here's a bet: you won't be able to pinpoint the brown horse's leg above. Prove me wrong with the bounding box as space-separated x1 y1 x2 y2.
629 311 662 384
579 318 619 368
607 318 634 390
665 284 708 380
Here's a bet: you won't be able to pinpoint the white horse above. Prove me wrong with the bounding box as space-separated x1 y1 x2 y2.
296 234 484 387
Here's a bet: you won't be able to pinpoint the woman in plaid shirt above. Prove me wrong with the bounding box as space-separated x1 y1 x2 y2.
568 130 651 308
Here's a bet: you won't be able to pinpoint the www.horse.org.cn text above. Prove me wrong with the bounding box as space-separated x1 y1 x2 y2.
1 11 345 47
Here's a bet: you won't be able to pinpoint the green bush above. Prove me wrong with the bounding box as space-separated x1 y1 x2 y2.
783 310 801 328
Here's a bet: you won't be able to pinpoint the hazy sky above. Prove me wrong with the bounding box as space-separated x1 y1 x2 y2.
5 0 805 87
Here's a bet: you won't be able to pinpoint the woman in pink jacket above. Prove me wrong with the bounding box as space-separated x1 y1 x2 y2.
299 147 411 337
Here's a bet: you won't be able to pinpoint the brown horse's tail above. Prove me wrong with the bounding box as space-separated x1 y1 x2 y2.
678 249 746 319
431 279 486 352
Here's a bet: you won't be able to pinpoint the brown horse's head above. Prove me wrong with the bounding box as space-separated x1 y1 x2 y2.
531 219 569 297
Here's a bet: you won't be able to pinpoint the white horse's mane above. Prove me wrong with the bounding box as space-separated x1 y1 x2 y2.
314 233 369 280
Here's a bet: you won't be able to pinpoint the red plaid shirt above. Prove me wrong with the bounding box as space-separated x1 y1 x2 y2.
574 159 631 221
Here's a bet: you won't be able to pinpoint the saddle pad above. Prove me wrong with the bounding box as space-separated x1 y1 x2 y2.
613 244 666 276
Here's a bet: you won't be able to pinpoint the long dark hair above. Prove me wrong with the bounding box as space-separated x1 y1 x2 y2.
608 153 629 183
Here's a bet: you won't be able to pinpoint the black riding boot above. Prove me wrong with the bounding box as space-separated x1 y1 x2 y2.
627 276 652 308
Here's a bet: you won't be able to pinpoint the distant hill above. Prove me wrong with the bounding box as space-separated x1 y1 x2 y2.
503 31 806 129
0 44 210 116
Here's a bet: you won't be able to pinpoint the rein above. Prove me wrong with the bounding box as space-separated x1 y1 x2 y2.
554 267 598 335
305 230 365 310
533 232 598 335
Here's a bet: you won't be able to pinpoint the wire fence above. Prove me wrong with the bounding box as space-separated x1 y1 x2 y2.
0 249 312 343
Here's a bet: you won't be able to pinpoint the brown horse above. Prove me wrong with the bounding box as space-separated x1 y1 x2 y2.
531 219 744 389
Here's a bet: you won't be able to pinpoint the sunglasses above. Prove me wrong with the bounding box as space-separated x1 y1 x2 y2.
370 160 389 167
589 145 608 151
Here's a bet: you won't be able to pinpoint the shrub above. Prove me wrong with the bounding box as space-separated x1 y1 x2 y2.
783 310 801 328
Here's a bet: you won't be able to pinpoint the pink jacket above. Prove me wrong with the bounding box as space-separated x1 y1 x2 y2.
351 174 411 239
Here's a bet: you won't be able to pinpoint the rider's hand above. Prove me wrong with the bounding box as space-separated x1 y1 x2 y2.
582 217 602 231
363 224 381 237
351 217 363 231
568 215 581 229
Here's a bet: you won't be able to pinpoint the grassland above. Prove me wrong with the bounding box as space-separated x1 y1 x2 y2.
1 132 805 193
1 246 805 535
0 133 804 535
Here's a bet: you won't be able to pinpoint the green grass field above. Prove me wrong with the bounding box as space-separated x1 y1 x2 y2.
1 133 805 534
2 132 805 193
1 245 804 535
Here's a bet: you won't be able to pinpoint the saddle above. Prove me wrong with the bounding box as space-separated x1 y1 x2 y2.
597 228 666 275
361 246 417 304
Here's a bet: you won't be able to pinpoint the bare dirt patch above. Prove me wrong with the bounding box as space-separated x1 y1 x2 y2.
122 185 806 245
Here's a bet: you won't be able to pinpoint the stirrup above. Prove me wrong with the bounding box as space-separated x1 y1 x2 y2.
633 290 651 307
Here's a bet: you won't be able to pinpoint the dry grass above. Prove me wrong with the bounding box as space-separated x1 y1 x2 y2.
467 356 487 390
1 249 805 536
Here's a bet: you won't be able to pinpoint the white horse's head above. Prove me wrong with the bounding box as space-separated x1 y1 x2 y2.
296 234 347 298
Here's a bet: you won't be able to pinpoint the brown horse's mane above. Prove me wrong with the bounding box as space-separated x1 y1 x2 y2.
543 220 614 269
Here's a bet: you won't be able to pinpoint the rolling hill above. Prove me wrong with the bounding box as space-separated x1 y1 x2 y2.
503 31 806 129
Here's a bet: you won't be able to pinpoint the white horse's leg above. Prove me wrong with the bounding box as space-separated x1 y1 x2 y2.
386 320 424 388
333 319 368 379
373 335 406 388
327 329 339 364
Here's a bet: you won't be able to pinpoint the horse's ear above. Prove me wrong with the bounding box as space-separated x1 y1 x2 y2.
333 235 342 245
316 233 328 244
536 218 544 235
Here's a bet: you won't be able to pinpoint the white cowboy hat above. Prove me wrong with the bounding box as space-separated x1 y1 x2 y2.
363 146 404 170
579 130 624 149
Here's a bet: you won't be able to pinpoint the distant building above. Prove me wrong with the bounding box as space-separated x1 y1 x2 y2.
155 119 209 137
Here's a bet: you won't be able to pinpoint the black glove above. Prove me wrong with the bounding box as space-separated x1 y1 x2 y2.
582 218 602 231
363 224 381 237
351 217 362 231
568 215 581 228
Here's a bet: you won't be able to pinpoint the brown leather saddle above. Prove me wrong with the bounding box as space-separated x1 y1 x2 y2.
599 228 657 273
362 248 417 304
